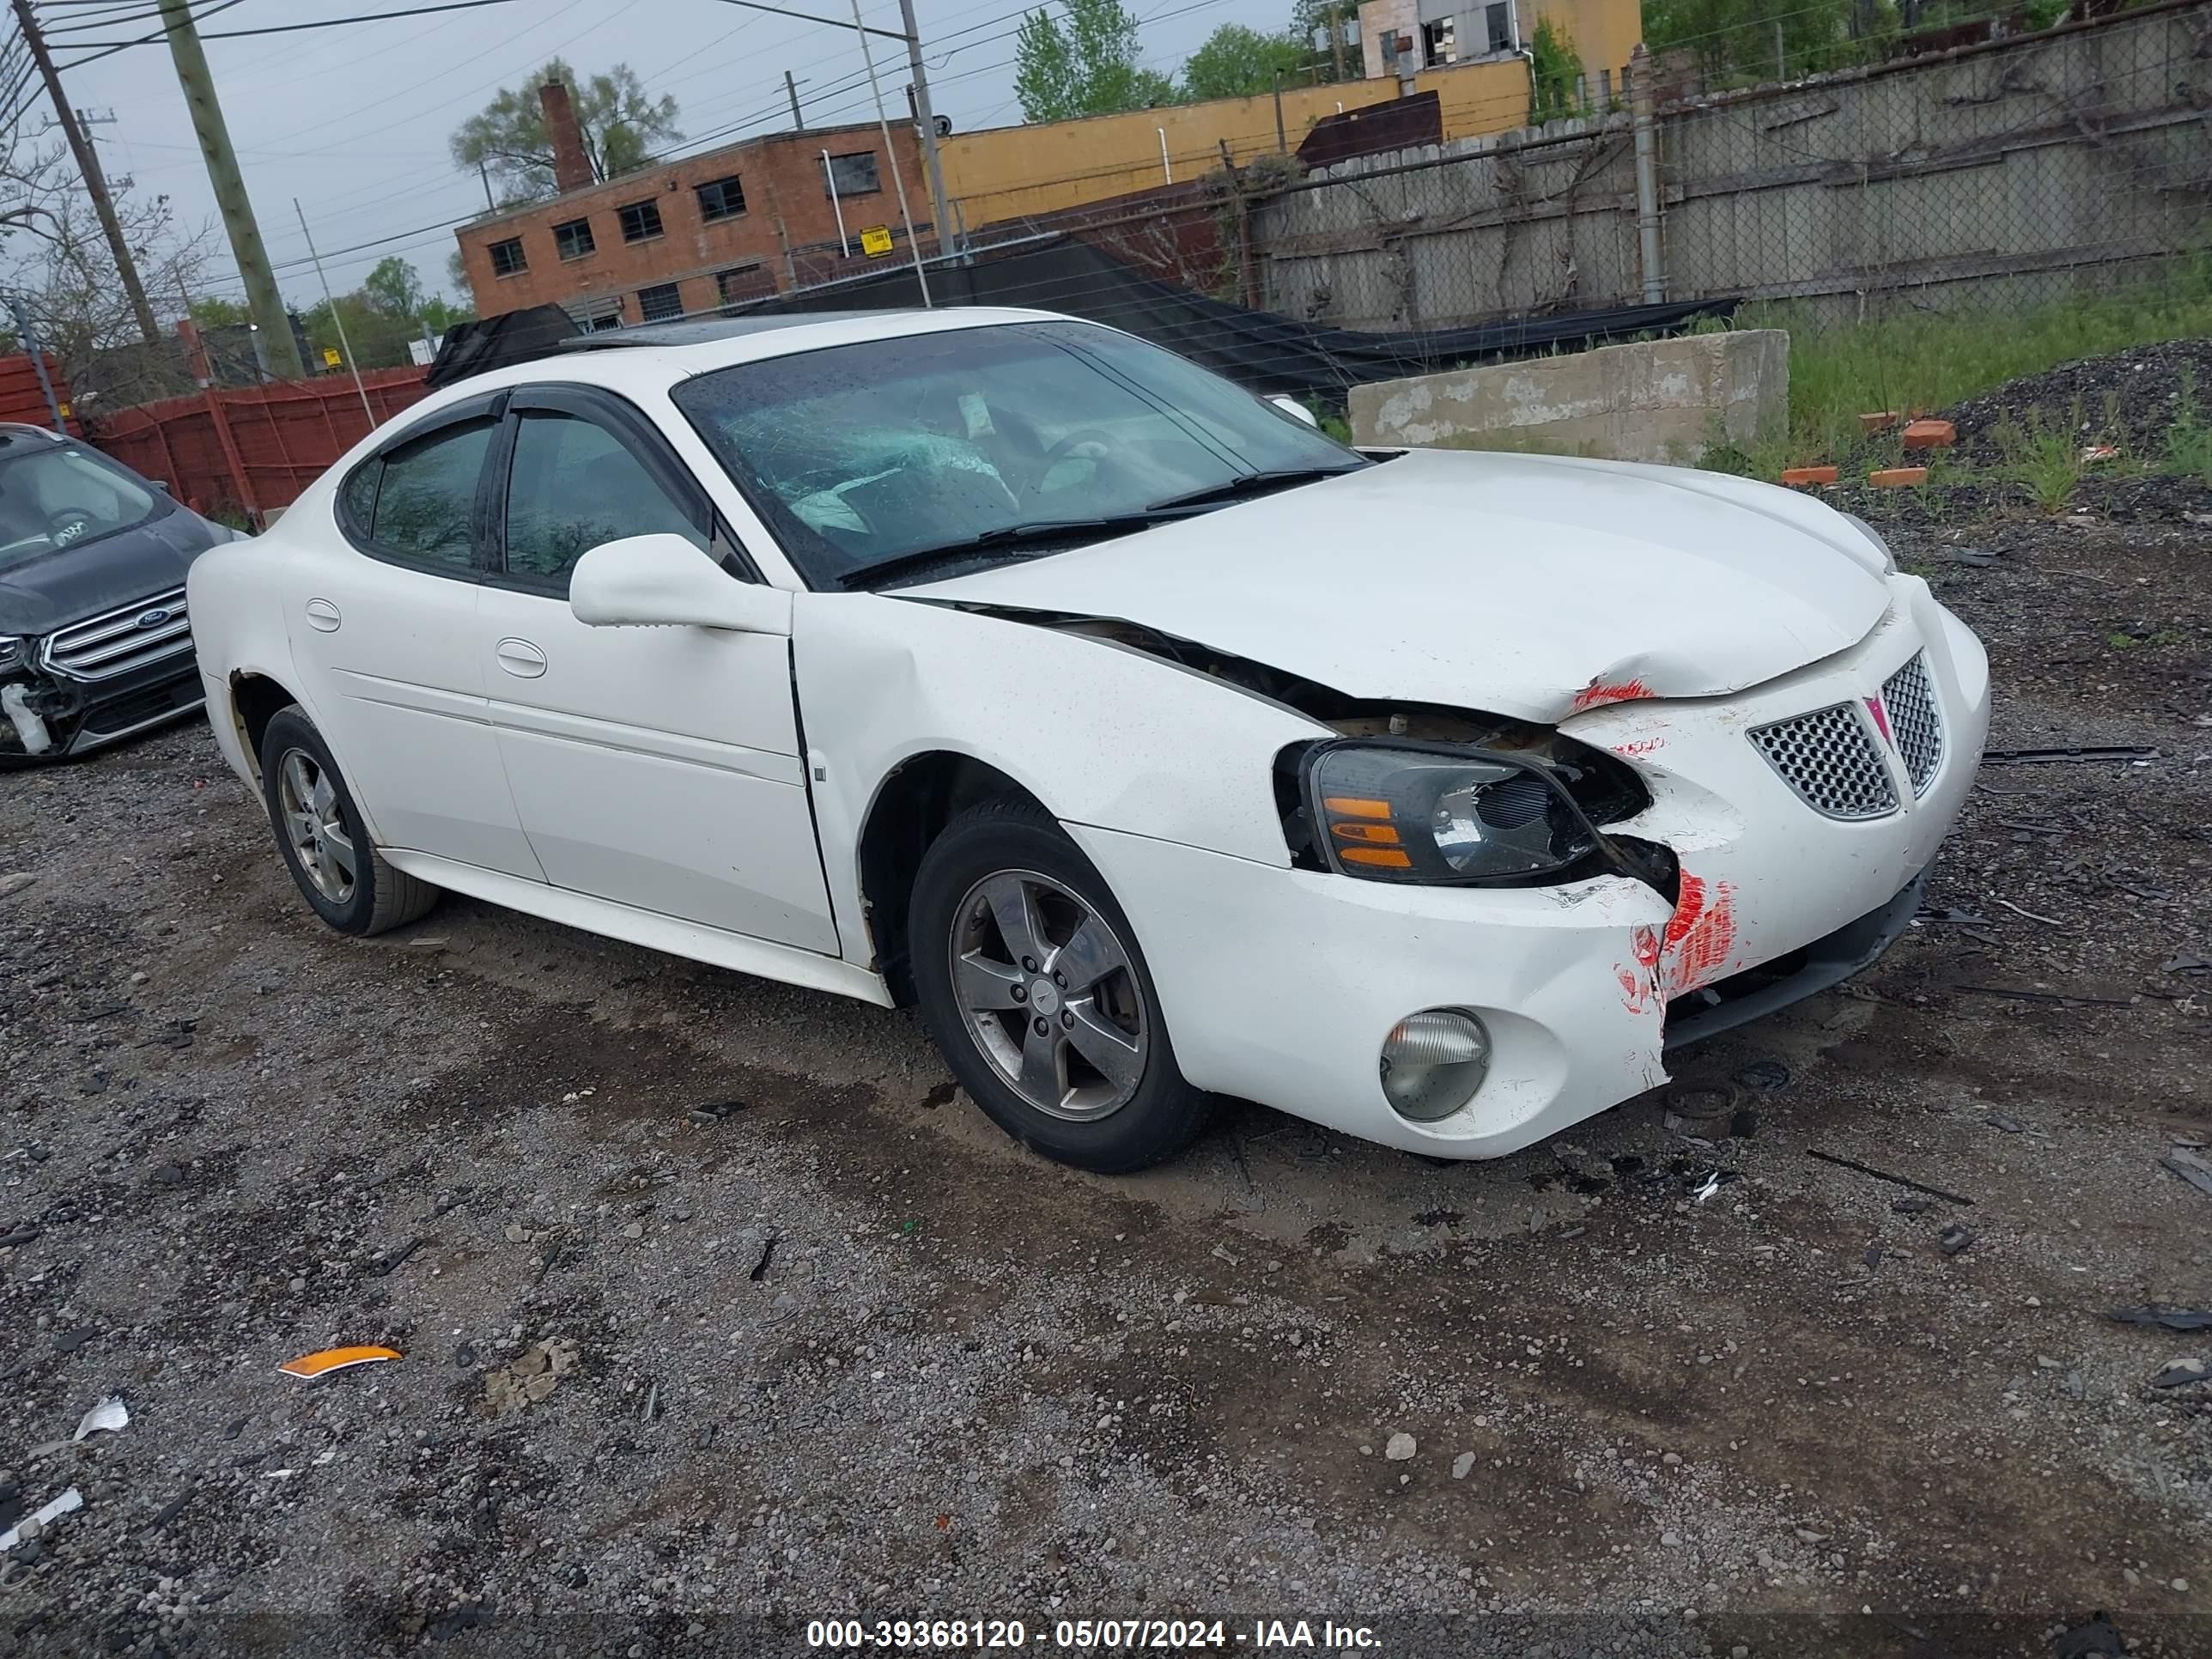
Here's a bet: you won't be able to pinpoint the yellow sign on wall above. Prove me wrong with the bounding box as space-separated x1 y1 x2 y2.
859 225 894 258
322 347 342 368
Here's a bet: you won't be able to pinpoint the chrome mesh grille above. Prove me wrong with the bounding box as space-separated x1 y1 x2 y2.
40 588 191 682
1749 702 1899 820
1881 652 1945 796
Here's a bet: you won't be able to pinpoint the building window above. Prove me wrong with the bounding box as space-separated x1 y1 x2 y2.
695 174 747 222
617 198 664 243
1483 3 1513 53
1421 17 1455 65
553 217 595 261
562 294 623 331
714 264 771 314
824 151 879 197
488 237 526 277
637 282 684 323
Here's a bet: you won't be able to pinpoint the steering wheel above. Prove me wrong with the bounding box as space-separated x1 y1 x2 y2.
1020 428 1116 501
46 508 94 549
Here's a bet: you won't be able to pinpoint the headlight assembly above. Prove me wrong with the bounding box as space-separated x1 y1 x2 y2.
0 636 21 672
1304 740 1600 884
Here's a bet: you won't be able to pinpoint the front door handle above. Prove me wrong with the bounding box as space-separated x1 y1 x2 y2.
304 598 341 633
495 637 548 678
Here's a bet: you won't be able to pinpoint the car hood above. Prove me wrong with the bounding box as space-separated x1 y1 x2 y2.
0 506 227 637
905 448 1895 723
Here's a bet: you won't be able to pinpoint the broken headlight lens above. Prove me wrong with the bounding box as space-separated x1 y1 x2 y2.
1306 742 1598 884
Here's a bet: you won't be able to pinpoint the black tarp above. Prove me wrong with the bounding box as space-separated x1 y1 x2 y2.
424 304 581 389
732 235 1735 401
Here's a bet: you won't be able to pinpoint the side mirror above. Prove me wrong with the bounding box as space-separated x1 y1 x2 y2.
1269 394 1320 428
569 534 791 634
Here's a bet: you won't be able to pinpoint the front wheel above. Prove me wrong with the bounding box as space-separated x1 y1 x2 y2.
908 796 1211 1173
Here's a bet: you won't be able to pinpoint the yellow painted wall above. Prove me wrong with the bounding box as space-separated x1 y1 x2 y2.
939 82 1404 228
941 0 1640 233
1534 0 1643 90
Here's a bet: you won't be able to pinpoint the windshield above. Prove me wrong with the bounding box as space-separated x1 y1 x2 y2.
0 439 163 571
670 320 1362 588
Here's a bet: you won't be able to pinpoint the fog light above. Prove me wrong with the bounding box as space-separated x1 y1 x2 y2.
1379 1008 1491 1122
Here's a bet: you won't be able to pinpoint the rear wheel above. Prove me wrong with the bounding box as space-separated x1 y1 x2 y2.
909 795 1210 1172
258 706 437 937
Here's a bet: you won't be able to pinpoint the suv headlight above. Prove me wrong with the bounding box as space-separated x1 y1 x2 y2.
0 636 21 672
1303 741 1600 884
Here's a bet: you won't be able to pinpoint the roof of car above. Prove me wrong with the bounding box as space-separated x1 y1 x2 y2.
556 313 897 351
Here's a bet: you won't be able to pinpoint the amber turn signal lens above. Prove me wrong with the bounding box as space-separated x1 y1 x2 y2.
1331 822 1401 844
1340 846 1413 869
1321 795 1392 820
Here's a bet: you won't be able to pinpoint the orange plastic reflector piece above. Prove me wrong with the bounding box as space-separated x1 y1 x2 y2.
1321 796 1392 820
278 1345 402 1380
1332 822 1401 844
1340 847 1413 869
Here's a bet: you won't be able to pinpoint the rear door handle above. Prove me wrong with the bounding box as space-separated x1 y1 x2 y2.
495 637 548 678
304 598 341 633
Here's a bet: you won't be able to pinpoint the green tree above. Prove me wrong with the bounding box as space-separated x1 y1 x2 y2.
187 295 252 330
1180 23 1311 101
1528 18 1584 122
359 255 424 321
421 295 475 336
448 58 680 204
1013 0 1175 123
1644 0 1873 87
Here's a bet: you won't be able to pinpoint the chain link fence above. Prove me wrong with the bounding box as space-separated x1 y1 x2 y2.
1250 0 2212 334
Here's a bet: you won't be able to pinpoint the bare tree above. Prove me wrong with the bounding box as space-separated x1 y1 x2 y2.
2 125 218 410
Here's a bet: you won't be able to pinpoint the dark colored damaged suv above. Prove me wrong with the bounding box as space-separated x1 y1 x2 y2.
0 422 238 763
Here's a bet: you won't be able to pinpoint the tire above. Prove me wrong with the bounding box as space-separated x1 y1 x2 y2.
258 705 438 937
908 794 1210 1173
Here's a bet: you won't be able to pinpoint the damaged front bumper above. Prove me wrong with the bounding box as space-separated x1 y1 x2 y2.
1062 577 1990 1159
1 632 205 764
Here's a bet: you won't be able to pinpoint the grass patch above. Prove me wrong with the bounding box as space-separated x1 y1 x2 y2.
1994 398 2089 514
1737 254 2212 459
2165 367 2212 483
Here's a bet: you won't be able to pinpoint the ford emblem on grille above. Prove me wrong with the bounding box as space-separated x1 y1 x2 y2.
137 607 173 629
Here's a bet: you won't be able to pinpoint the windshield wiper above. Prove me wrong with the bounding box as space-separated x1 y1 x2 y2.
1145 465 1362 514
842 513 1178 590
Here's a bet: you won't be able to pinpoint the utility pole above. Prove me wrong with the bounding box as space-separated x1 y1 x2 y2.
477 161 495 211
708 3 954 255
848 0 927 306
12 0 161 347
294 200 375 430
4 294 68 432
1328 3 1346 81
159 0 304 379
785 69 804 131
894 0 956 257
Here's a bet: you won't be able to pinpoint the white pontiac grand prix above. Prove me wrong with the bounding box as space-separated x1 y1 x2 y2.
188 309 1990 1171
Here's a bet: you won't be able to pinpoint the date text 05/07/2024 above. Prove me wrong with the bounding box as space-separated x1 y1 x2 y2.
805 1618 1382 1650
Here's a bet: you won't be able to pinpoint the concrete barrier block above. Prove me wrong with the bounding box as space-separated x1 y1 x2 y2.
1348 329 1789 464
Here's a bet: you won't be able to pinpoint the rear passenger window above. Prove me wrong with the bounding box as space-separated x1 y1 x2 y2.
368 420 492 571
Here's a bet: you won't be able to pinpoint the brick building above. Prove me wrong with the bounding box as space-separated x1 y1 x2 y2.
453 81 929 326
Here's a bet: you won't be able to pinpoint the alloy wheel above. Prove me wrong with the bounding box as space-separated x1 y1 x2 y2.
277 748 357 905
947 868 1146 1121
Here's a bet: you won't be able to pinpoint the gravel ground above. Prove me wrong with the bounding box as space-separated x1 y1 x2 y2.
3 511 2209 1659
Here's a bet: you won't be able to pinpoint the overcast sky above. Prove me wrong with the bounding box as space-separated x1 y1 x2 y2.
52 0 1295 311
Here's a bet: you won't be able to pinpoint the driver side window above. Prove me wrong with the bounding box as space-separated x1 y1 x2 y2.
502 412 707 594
